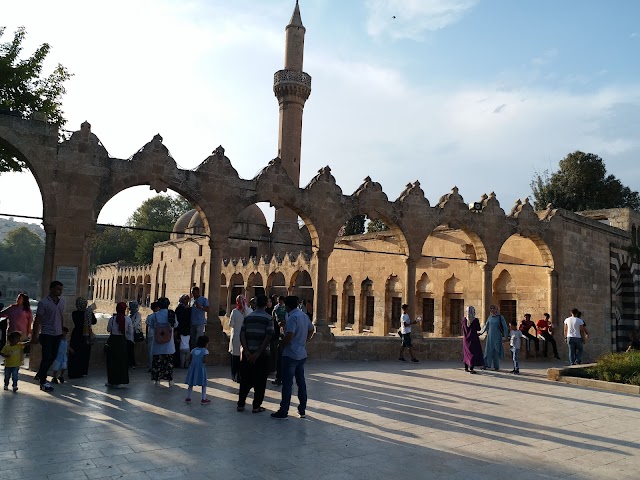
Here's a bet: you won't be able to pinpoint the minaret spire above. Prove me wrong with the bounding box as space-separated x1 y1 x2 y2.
271 1 312 254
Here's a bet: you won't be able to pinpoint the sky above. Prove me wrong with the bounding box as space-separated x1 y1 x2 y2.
1 0 640 229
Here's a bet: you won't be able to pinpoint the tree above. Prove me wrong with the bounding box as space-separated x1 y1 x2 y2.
367 218 389 233
0 226 44 278
89 227 137 269
531 151 640 212
127 195 193 263
0 26 72 173
342 215 365 236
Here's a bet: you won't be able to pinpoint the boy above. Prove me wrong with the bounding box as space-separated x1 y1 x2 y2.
1 331 28 392
507 320 523 374
51 326 69 384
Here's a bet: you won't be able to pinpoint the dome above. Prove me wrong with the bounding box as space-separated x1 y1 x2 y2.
187 210 205 235
172 209 197 239
235 205 267 226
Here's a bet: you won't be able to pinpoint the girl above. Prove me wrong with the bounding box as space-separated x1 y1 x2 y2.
185 335 210 404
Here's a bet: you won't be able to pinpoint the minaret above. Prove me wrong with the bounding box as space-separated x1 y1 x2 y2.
271 0 312 253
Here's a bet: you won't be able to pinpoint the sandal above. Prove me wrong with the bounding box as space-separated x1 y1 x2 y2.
252 407 266 413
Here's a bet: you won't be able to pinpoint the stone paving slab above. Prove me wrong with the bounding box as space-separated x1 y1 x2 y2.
1 360 639 479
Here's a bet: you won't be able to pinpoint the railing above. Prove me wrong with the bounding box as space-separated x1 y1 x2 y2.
273 69 312 89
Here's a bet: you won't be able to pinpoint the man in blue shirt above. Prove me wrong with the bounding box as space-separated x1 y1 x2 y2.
271 296 314 419
189 287 209 349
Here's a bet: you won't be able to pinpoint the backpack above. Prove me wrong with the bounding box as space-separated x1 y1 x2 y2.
153 311 175 345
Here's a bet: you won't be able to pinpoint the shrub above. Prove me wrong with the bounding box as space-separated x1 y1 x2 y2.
566 352 640 386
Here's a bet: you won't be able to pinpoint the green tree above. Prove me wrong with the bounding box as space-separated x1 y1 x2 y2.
531 151 640 212
0 26 72 173
127 195 193 263
89 227 137 269
343 215 366 236
0 226 44 278
367 218 389 233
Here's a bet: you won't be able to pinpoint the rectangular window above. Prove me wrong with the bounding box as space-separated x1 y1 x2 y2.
422 297 435 333
198 245 203 257
201 283 206 295
330 295 338 323
347 295 355 324
249 246 257 258
160 251 164 261
500 300 517 328
450 299 464 336
178 248 182 259
391 297 402 329
365 296 375 327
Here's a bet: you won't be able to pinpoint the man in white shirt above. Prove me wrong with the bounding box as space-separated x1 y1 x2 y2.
399 304 419 363
563 308 586 365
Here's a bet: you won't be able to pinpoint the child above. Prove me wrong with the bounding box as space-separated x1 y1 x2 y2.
51 327 70 384
185 335 210 405
179 333 190 368
507 320 523 374
1 331 28 392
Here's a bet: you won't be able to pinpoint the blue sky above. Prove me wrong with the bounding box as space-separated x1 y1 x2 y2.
1 0 639 227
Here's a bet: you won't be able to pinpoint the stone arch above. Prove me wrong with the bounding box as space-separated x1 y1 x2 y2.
220 274 228 316
612 262 638 352
360 277 375 331
443 274 464 337
342 276 356 328
290 270 313 304
267 271 287 297
143 274 151 306
228 273 245 313
247 272 265 299
327 278 338 325
416 272 435 333
386 275 403 332
493 269 517 327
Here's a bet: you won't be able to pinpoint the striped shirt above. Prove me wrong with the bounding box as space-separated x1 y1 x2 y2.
241 310 275 353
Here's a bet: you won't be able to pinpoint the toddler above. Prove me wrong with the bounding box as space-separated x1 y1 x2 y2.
51 327 69 384
1 331 28 392
180 332 190 368
507 320 523 374
185 335 210 405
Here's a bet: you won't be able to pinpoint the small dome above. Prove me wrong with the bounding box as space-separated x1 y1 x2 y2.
172 209 197 239
235 205 267 226
187 210 205 235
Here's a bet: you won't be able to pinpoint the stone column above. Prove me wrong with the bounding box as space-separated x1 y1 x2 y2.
405 257 420 336
206 240 224 334
481 263 495 324
41 223 56 298
313 250 331 336
548 269 558 325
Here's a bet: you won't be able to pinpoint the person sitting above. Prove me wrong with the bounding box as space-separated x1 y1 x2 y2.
536 313 560 359
519 313 539 355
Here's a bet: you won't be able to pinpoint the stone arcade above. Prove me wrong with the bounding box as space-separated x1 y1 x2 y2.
1 2 638 364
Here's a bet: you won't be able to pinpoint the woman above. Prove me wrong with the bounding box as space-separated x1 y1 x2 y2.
68 297 97 378
148 297 176 386
0 293 33 340
105 302 133 387
128 301 143 368
462 306 484 374
228 295 252 383
479 304 508 371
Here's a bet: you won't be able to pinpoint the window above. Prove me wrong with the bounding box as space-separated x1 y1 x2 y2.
198 245 203 256
347 295 355 324
330 295 338 323
422 297 435 333
500 300 517 327
249 246 257 258
178 248 182 259
450 299 464 336
365 296 374 327
391 297 402 329
160 252 164 261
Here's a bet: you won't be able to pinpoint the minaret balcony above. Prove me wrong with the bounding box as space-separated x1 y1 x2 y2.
273 69 312 99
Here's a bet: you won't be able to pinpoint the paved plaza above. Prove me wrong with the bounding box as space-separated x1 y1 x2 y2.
1 360 639 480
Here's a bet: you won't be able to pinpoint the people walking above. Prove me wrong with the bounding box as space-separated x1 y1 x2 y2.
176 294 192 368
149 297 176 386
237 295 274 414
145 302 159 370
564 308 585 365
50 326 69 384
68 297 97 378
229 295 252 383
32 281 65 392
185 335 210 404
507 320 523 374
189 287 209 349
398 304 419 362
462 306 483 374
271 295 287 386
1 331 28 392
127 301 142 368
0 293 33 341
105 302 133 388
479 305 508 371
271 296 314 420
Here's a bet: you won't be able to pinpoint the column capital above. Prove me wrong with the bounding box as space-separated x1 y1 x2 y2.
482 262 496 272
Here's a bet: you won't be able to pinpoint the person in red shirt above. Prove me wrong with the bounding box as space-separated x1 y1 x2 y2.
536 313 560 359
519 313 539 354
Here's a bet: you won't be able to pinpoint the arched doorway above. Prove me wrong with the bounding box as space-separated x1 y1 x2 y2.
386 275 403 333
360 278 375 332
443 274 464 337
613 263 637 352
342 276 356 330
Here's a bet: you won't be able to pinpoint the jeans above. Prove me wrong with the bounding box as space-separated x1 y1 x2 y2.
190 324 205 350
540 332 558 356
510 347 520 370
523 332 539 351
279 356 308 415
567 337 584 364
37 334 62 385
237 353 269 409
4 366 19 388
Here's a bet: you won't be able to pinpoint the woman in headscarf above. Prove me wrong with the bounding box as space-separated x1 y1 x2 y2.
68 297 97 378
105 302 133 387
148 297 176 386
462 306 484 374
0 293 33 341
128 301 142 368
479 304 509 371
228 294 252 383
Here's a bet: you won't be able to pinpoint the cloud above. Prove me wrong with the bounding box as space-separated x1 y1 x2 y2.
365 0 477 40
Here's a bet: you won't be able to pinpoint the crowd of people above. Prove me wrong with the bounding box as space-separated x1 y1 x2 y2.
2 282 639 419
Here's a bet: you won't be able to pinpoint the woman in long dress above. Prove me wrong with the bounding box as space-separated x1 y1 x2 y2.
462 305 484 374
479 304 508 370
228 295 252 383
68 297 97 378
106 302 133 387
148 297 176 386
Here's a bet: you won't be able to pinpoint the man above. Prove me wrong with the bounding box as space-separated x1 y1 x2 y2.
564 308 586 365
32 281 65 392
519 313 539 354
398 304 419 362
271 295 287 386
189 287 209 349
537 313 560 359
237 294 274 413
146 301 159 371
271 296 314 419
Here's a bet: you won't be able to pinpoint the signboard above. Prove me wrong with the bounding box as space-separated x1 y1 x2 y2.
56 266 78 297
